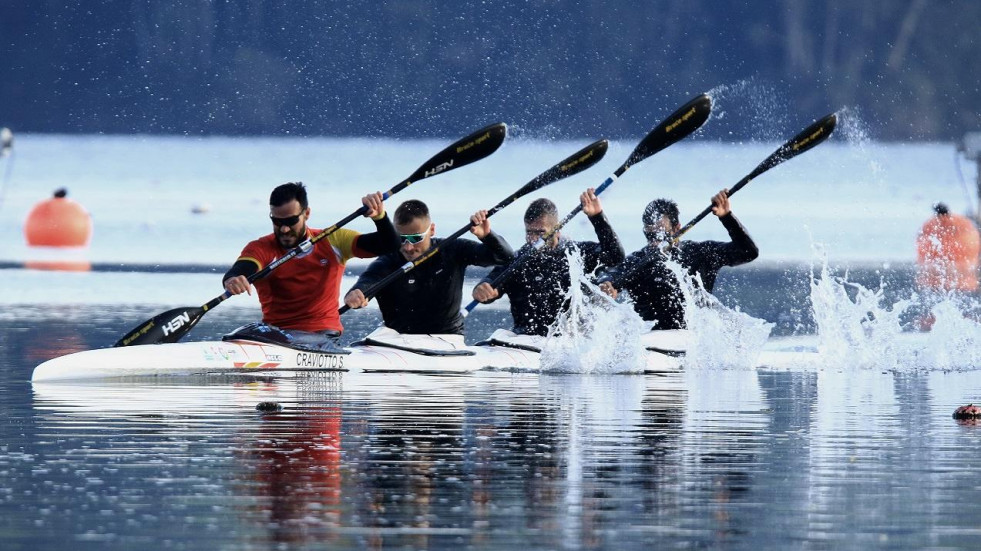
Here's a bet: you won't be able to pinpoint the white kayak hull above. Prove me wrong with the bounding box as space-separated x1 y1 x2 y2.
30 327 687 382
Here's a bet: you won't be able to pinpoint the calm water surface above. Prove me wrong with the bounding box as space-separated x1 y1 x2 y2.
4 299 981 550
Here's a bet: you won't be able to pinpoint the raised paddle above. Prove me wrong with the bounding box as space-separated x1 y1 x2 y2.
114 122 508 347
671 112 838 242
462 93 713 316
338 138 610 315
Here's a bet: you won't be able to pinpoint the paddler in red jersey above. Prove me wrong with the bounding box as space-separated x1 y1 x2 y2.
221 182 399 350
914 202 981 330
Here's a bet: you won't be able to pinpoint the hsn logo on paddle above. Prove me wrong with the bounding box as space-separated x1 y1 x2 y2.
162 311 192 336
424 160 453 178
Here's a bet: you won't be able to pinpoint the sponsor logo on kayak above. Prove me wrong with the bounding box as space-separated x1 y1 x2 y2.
162 311 191 336
296 352 345 370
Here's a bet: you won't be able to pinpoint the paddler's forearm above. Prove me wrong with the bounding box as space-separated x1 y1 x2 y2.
719 212 759 262
222 259 259 284
353 213 399 256
476 230 515 265
588 211 625 267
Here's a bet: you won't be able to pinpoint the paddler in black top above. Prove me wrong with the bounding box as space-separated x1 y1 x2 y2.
343 199 514 335
471 188 625 336
598 189 758 330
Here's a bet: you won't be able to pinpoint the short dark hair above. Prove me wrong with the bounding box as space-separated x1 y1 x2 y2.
270 182 308 209
524 198 558 223
642 199 679 227
934 202 950 216
394 199 430 225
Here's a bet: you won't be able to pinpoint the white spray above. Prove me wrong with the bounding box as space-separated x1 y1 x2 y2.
664 258 774 370
539 248 648 374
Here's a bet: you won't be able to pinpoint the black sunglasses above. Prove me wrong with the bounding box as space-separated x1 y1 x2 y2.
270 213 302 227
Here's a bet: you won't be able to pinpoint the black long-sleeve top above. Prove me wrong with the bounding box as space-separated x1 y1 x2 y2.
601 212 758 330
351 232 514 335
481 212 625 336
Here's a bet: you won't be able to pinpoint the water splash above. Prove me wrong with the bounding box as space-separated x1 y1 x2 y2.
808 246 981 371
539 248 648 374
705 79 790 142
809 252 909 369
834 106 886 181
666 259 774 370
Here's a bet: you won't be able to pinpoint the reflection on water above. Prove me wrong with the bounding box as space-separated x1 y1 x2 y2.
6 306 981 549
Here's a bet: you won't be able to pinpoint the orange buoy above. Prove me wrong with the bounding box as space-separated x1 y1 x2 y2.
24 188 93 271
25 188 92 247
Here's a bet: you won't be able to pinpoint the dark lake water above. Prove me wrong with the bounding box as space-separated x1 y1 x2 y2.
5 266 981 549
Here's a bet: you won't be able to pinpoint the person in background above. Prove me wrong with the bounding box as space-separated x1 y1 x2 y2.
471 188 624 336
914 202 981 330
598 189 758 330
344 199 514 335
222 182 399 348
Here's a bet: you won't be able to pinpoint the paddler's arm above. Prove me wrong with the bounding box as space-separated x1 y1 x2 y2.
713 188 758 266
222 258 260 296
465 209 515 266
582 187 625 268
351 192 399 257
472 263 507 304
595 249 650 300
342 255 393 309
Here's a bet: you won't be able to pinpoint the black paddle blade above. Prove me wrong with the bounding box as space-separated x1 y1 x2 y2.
748 112 837 181
114 306 206 347
517 139 609 196
625 93 712 169
404 122 508 184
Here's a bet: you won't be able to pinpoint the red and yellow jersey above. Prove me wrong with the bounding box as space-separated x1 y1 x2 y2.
916 214 981 292
237 228 368 332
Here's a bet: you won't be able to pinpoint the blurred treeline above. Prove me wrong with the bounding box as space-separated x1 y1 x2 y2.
1 0 978 140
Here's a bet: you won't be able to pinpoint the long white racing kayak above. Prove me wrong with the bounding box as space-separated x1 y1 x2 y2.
31 326 689 382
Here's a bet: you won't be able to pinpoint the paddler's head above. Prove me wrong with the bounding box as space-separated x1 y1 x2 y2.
642 198 680 246
395 199 434 261
269 182 311 249
524 198 560 248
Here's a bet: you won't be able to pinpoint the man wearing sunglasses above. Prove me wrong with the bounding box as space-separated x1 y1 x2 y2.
343 199 514 335
470 188 624 336
597 189 758 330
221 182 398 344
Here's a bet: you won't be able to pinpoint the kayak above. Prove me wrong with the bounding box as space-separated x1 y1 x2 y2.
30 326 688 382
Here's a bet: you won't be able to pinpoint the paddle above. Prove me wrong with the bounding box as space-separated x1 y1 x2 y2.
338 138 610 315
114 122 508 347
462 93 713 316
671 112 838 241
